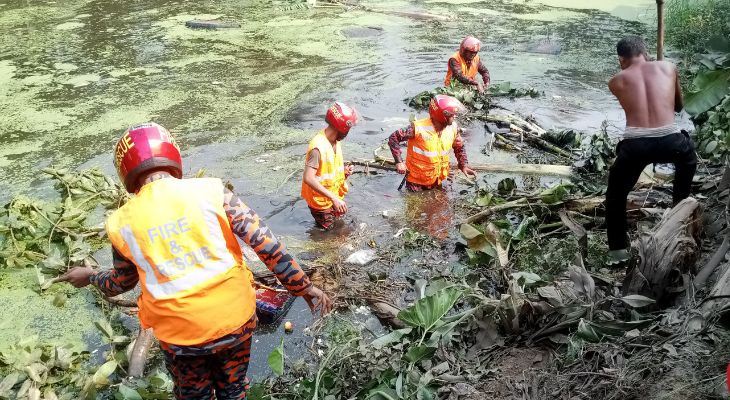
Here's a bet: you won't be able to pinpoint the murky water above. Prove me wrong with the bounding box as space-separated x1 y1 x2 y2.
0 0 657 378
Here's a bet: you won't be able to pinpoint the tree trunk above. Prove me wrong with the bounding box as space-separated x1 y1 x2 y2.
623 198 702 303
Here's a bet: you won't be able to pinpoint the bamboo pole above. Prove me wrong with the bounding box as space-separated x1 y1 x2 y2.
657 0 665 60
349 159 573 177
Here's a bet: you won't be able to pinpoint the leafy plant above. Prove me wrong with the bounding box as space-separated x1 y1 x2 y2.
268 339 285 376
0 168 127 288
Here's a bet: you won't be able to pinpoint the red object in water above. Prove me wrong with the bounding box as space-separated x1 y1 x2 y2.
727 363 730 393
255 286 295 324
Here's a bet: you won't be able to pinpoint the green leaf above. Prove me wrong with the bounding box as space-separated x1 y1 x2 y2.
511 271 543 287
52 293 67 307
117 384 143 400
417 385 435 400
540 183 571 204
0 372 21 396
403 345 436 363
24 363 47 383
367 386 399 400
459 224 482 240
92 360 118 386
398 288 462 330
511 216 537 241
685 69 730 116
267 338 284 376
705 140 719 154
94 319 114 340
371 328 412 349
619 294 655 308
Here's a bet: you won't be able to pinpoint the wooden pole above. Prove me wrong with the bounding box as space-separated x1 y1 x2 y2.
657 0 665 60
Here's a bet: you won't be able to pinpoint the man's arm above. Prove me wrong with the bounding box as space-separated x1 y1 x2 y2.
223 189 312 296
88 248 140 296
453 133 469 168
388 125 415 163
477 60 490 86
448 58 479 86
674 66 684 112
58 249 139 295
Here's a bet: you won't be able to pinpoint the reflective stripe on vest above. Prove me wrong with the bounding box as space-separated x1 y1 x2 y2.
106 177 255 345
406 118 456 186
444 52 480 86
117 201 236 299
301 130 348 210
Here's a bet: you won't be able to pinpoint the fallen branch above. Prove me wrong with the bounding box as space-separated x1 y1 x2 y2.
510 125 575 159
558 210 588 259
461 198 530 225
128 328 155 378
350 159 573 177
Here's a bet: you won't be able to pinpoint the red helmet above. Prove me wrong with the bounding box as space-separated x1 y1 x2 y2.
460 36 481 54
325 102 359 135
429 95 466 125
114 122 182 193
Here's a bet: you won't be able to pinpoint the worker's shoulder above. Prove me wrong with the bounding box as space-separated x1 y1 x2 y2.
645 60 677 73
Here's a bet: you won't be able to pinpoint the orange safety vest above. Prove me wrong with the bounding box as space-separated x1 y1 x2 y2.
301 130 348 210
106 177 255 346
405 118 457 186
444 51 480 86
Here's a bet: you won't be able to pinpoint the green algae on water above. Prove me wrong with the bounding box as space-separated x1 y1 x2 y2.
0 269 104 350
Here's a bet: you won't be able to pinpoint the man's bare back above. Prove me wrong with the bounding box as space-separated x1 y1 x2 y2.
609 60 683 128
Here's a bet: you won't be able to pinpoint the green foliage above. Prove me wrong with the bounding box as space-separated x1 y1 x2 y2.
0 335 92 399
574 130 615 174
694 94 730 161
666 0 730 58
407 80 540 111
684 36 730 116
0 168 127 288
268 338 285 376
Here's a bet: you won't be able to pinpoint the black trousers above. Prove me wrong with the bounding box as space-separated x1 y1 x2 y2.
605 132 697 250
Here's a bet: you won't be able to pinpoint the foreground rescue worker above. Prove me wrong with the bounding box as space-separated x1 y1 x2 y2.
444 36 491 93
60 123 331 399
388 95 476 191
301 102 358 230
606 36 697 265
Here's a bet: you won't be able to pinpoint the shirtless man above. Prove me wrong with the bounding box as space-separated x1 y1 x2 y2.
606 35 697 264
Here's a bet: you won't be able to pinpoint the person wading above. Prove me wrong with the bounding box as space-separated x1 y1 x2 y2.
301 102 358 230
444 36 491 93
60 123 331 399
389 95 477 191
606 36 697 264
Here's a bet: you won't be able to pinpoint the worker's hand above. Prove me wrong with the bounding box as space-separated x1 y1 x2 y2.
331 197 348 215
344 164 354 178
303 286 332 317
58 267 95 288
396 162 407 175
475 82 485 94
460 165 477 178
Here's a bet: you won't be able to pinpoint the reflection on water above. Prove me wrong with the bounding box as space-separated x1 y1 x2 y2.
404 188 455 241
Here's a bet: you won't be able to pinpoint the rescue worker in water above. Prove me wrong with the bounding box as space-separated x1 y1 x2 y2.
388 95 477 191
59 123 331 399
444 36 491 93
301 102 359 230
